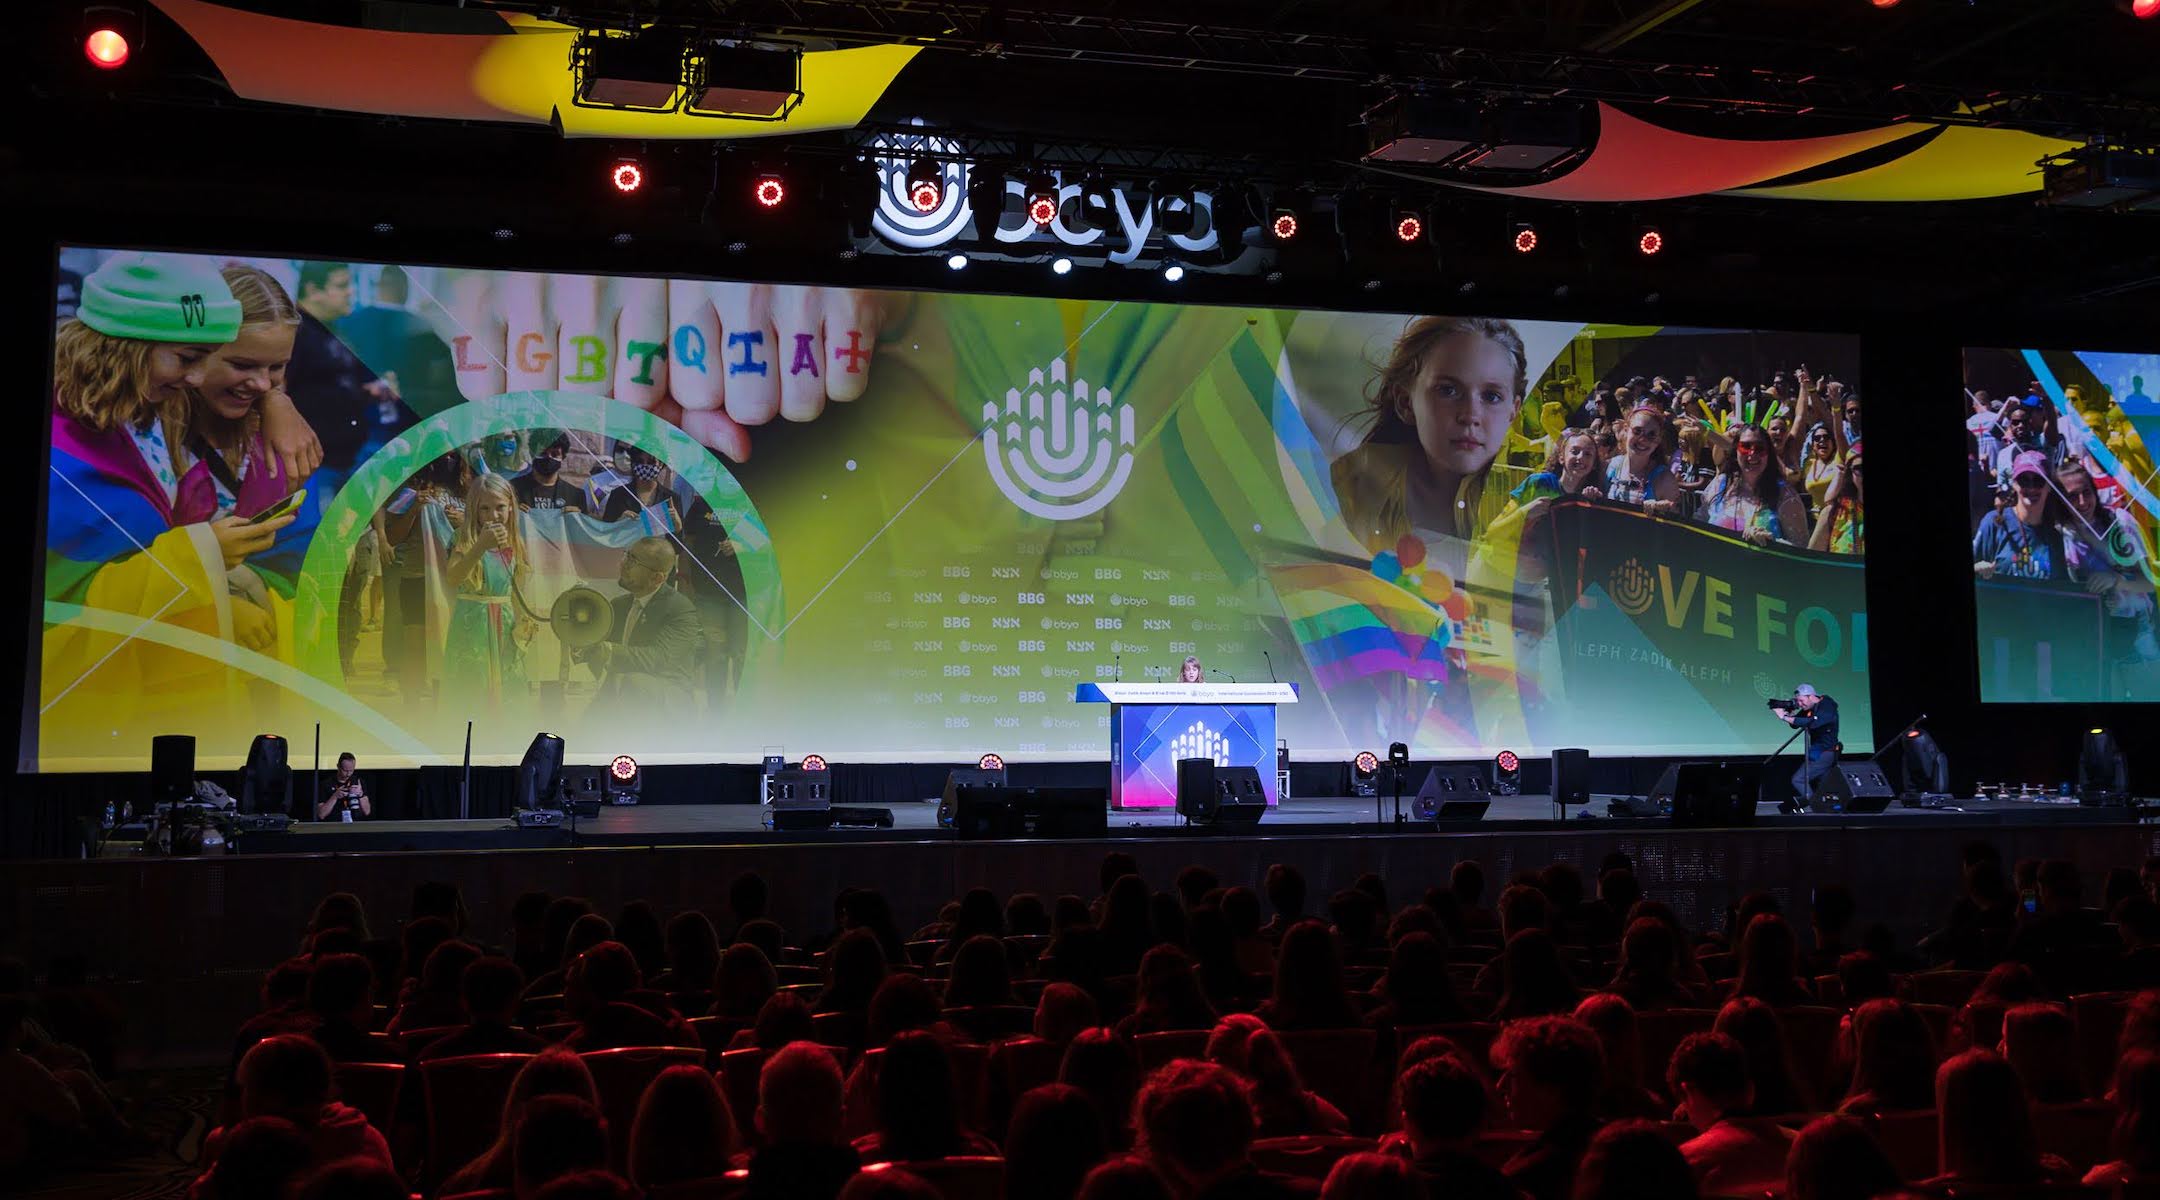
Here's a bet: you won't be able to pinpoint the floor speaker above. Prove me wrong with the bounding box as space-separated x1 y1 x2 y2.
150 735 195 811
951 787 1108 840
1411 766 1489 819
1551 747 1590 807
1817 759 1896 815
1176 760 1266 826
1661 761 1760 827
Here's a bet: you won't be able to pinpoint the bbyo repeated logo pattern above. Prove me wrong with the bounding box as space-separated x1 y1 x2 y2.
983 354 1136 520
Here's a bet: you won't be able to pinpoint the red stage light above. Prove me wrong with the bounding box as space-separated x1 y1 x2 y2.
1394 212 1423 243
754 175 785 208
1271 211 1299 240
979 752 1005 772
84 27 129 69
801 753 828 771
1495 750 1521 773
2137 0 2159 19
1637 228 1665 256
1354 750 1380 775
1027 193 1059 226
610 162 644 193
909 178 942 212
1512 225 1538 253
610 754 638 781
1872 0 1901 8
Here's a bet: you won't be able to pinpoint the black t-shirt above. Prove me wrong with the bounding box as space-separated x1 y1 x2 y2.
600 486 680 526
513 473 583 511
1792 696 1840 752
323 774 366 821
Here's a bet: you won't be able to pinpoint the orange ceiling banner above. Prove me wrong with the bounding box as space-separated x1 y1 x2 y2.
151 0 919 138
1730 124 2075 202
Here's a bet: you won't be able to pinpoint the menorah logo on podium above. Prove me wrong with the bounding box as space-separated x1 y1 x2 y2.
982 354 1136 520
1167 720 1230 766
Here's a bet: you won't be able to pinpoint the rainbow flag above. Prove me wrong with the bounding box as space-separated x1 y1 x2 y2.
1271 561 1453 689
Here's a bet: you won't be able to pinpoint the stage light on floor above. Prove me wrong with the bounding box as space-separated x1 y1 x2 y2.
907 160 943 212
1051 256 1073 276
1270 210 1300 241
241 734 290 817
753 173 786 208
1494 749 1522 795
1512 222 1539 253
979 752 1005 772
610 754 639 783
945 252 969 271
607 754 641 805
1162 261 1186 282
1352 750 1380 797
610 160 644 194
1394 210 1424 243
1636 226 1665 256
84 25 130 69
2080 728 2127 803
1900 728 1948 796
801 753 829 771
517 733 567 813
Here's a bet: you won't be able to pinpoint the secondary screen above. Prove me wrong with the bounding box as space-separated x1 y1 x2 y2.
1965 346 2160 702
37 246 1869 769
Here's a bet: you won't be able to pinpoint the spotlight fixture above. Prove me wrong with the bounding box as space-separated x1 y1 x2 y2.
1051 256 1073 276
1494 749 1522 795
753 173 786 208
1162 262 1186 282
371 221 395 235
1636 226 1665 256
907 159 943 213
1871 0 1902 7
1388 742 1411 769
1393 210 1424 243
1270 209 1300 241
83 23 130 69
945 252 969 271
1025 172 1060 227
1154 183 1200 238
1511 222 1539 253
684 41 804 120
609 159 644 194
571 28 687 112
801 753 829 771
607 754 641 804
1352 750 1380 797
610 754 639 783
978 752 1005 772
492 227 516 240
2137 0 2159 17
2079 728 2127 803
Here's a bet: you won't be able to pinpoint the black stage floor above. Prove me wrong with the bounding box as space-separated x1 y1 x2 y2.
221 792 2134 854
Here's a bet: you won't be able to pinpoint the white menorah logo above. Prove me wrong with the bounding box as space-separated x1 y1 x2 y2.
982 354 1136 521
1168 720 1230 765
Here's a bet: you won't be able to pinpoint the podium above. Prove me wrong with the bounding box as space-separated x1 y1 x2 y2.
1074 682 1300 811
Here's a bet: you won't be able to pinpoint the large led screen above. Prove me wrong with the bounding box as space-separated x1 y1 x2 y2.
1965 346 2160 702
36 246 1869 769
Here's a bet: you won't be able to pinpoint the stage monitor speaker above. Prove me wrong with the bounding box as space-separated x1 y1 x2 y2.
831 806 894 829
1411 765 1489 819
951 787 1108 840
238 734 289 815
767 769 833 831
150 734 195 812
1551 747 1590 807
1816 759 1896 815
1665 761 1760 828
518 733 567 811
938 767 1007 827
1175 760 1266 826
1430 800 1491 824
561 766 605 816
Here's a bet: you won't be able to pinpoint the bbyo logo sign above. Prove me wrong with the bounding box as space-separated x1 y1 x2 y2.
983 355 1135 521
1168 721 1231 766
867 130 1222 266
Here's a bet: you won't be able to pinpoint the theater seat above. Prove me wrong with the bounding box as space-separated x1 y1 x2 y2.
332 1061 405 1135
686 1016 749 1064
420 1053 533 1191
1249 1136 1374 1180
2071 991 2131 1097
1134 1030 1210 1070
645 1170 751 1200
941 1005 1036 1042
1867 1108 1939 1180
1902 969 1988 1007
1273 1028 1377 1126
440 1189 515 1200
581 1046 705 1168
859 1156 1005 1200
2032 1100 2119 1172
811 1010 869 1053
394 1025 462 1058
1778 1005 1846 1101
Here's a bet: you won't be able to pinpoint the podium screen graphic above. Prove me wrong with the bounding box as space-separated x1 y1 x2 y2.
1963 346 2160 702
32 245 1868 770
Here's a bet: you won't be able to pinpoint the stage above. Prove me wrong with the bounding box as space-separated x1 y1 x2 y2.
202 792 2138 853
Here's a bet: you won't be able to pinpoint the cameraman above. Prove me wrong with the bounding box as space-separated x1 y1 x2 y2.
1776 685 1839 812
316 752 371 822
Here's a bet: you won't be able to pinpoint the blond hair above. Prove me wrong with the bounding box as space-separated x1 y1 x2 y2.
176 266 305 461
52 320 163 434
452 473 529 596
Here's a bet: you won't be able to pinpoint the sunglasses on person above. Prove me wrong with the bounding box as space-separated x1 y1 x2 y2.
1736 443 1768 459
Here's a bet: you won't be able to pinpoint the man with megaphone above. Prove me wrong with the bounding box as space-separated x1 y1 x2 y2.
570 536 704 709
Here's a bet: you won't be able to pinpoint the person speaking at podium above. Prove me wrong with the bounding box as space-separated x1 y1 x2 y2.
1775 684 1839 812
1179 655 1204 684
317 752 370 822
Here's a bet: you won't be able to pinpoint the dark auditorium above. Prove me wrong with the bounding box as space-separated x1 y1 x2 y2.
10 4 2160 1200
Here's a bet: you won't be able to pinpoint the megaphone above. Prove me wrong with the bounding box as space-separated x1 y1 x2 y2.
549 585 613 649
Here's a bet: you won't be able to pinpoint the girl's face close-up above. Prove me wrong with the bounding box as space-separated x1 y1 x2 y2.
1736 434 1772 480
1405 332 1520 480
1626 417 1660 458
472 493 514 531
196 323 295 421
147 343 220 400
1561 437 1597 479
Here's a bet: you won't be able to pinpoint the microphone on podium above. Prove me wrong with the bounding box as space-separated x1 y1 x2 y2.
1114 653 1121 682
1210 668 1238 683
1263 650 1277 683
